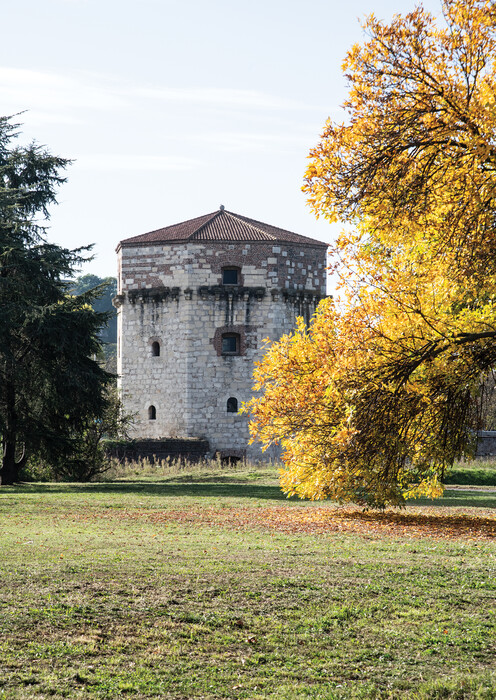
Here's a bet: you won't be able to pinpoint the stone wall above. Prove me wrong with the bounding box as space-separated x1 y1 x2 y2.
117 241 327 295
107 438 210 463
115 240 327 459
476 431 496 457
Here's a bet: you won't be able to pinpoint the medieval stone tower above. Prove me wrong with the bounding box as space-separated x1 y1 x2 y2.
114 207 327 459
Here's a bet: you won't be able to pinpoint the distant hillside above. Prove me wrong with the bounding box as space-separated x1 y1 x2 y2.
70 274 117 345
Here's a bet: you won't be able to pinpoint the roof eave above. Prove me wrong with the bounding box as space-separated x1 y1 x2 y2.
118 236 328 249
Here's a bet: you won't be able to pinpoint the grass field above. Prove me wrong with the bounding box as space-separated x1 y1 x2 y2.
445 458 496 486
0 462 495 699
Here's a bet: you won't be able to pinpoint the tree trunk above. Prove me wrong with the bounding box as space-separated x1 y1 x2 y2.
1 437 19 485
1 381 19 485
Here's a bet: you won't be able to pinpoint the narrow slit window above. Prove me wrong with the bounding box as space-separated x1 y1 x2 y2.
151 341 160 357
227 397 238 413
148 405 156 420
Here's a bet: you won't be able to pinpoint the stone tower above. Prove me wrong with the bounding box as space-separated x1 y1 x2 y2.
114 207 327 459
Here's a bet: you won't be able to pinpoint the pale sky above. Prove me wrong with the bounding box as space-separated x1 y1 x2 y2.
3 0 441 279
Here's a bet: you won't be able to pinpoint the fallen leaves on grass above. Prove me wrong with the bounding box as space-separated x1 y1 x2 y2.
59 505 496 541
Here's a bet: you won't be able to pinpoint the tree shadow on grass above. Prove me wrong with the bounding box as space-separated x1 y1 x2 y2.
415 490 496 509
3 481 291 502
2 482 496 509
327 508 496 539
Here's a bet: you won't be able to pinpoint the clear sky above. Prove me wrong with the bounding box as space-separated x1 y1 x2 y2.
3 0 441 279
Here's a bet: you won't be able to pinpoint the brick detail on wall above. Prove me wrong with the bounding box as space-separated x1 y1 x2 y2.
118 241 327 295
212 324 256 356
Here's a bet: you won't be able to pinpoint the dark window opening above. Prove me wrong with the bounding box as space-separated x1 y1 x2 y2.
222 333 239 355
227 397 238 413
222 268 239 285
220 455 241 465
148 405 156 420
151 341 160 357
214 450 244 465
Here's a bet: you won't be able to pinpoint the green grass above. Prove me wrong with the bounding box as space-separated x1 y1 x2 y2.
446 458 496 487
0 465 495 699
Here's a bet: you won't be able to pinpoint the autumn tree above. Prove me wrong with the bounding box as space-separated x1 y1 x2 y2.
247 0 496 507
0 116 111 485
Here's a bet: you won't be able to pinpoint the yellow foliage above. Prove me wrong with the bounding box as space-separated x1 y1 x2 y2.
246 0 496 508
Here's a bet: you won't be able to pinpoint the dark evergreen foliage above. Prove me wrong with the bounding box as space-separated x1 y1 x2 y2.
0 116 112 484
70 274 117 344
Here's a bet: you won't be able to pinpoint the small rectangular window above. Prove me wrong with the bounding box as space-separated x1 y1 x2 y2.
222 334 239 354
222 269 239 285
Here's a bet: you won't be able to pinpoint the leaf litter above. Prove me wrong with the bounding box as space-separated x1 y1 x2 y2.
58 503 495 541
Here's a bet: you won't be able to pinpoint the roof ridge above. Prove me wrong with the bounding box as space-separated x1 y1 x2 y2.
224 210 277 240
189 210 221 239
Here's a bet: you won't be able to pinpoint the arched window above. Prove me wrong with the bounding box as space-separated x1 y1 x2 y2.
221 333 240 355
227 397 238 413
222 267 240 285
151 341 160 357
148 405 156 420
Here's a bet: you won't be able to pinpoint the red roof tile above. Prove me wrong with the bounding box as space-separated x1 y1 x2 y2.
118 208 327 248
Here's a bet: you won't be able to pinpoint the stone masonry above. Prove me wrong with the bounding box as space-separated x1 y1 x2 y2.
114 208 328 460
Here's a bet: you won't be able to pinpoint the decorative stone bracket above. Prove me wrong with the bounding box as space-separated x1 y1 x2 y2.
198 286 266 302
281 290 324 304
120 287 181 304
113 286 325 308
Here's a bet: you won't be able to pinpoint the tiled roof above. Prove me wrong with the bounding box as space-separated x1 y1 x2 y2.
118 208 327 248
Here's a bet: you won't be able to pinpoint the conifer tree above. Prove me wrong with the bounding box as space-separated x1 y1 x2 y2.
0 116 111 484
